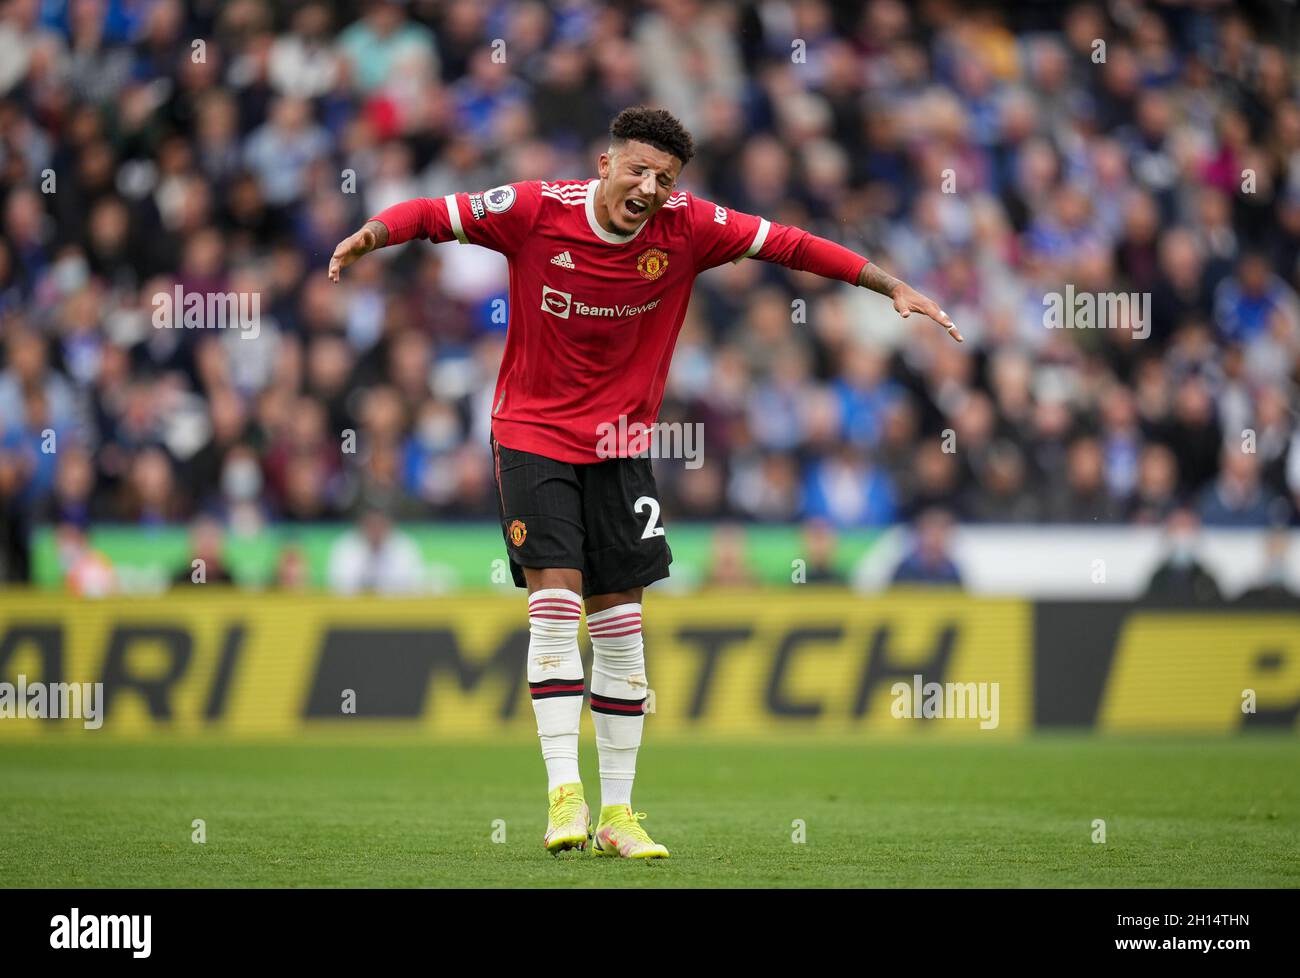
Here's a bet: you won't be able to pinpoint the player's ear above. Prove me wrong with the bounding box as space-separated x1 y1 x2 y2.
598 152 611 179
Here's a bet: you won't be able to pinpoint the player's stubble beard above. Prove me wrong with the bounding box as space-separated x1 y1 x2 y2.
598 177 658 235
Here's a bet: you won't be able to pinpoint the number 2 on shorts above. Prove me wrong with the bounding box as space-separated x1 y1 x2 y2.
634 495 665 539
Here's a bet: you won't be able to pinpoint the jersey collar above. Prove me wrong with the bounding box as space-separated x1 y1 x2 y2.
584 179 650 246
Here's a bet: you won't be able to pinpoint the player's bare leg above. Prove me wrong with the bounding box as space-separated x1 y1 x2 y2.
522 567 590 853
585 587 669 858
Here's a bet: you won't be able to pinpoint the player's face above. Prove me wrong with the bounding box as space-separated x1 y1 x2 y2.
598 141 682 233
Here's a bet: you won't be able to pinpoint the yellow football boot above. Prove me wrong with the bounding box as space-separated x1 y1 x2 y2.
543 783 591 854
592 804 670 859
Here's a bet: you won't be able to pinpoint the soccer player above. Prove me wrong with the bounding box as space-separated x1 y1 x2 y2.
328 107 961 859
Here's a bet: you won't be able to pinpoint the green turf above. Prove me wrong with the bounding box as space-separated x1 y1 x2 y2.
1 736 1297 887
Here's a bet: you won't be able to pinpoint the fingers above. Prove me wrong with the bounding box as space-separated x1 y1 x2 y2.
897 290 965 343
929 306 963 343
924 306 963 343
908 292 964 344
328 229 372 282
328 237 349 282
328 236 360 282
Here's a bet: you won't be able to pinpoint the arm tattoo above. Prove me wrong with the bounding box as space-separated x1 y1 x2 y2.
857 263 901 297
362 219 389 249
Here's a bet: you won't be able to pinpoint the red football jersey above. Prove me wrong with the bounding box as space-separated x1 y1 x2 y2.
370 179 868 463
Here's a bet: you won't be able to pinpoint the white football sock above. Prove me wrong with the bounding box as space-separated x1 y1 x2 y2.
587 603 646 809
527 589 585 791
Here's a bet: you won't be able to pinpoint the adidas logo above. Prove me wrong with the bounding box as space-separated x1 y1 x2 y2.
550 251 575 269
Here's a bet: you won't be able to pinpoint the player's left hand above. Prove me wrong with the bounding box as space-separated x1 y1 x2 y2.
891 284 963 343
327 226 378 283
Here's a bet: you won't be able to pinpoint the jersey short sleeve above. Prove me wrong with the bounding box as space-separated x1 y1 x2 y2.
688 194 771 273
445 181 543 256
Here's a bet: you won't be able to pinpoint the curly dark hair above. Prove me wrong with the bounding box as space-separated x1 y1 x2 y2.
609 106 695 166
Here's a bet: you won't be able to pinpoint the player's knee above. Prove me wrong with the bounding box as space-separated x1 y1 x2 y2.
526 589 583 684
528 622 581 640
525 567 583 594
527 589 582 640
587 602 645 671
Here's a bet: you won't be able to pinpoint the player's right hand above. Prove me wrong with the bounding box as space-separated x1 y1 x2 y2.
891 282 964 343
328 227 378 282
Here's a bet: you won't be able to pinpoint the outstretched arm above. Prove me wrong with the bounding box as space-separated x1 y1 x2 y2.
695 199 963 343
759 222 963 343
328 194 445 282
328 186 539 282
856 261 963 343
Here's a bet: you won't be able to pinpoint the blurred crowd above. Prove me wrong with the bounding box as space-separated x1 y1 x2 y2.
2 0 1300 585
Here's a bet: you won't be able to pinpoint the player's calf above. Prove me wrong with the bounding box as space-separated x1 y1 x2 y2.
527 588 587 852
587 602 647 808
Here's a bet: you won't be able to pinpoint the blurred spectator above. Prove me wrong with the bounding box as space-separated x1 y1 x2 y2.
803 445 897 527
0 386 62 507
242 97 331 209
1197 446 1291 527
1144 509 1222 603
835 344 902 449
1161 377 1224 495
799 519 845 585
269 4 341 100
968 440 1041 522
1045 436 1127 523
1234 530 1299 606
336 0 438 94
891 508 963 586
0 327 84 435
116 445 186 525
633 0 742 135
1213 252 1300 345
171 515 233 587
705 523 754 587
33 444 104 527
904 438 968 520
55 522 115 597
0 0 66 96
188 385 250 508
1128 443 1181 524
1150 229 1210 348
275 541 310 591
212 443 271 532
327 506 423 594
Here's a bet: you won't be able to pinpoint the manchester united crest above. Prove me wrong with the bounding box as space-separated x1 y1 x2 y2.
636 248 669 281
508 520 527 546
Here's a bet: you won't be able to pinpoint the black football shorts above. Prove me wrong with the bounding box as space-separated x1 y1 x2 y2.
491 437 672 597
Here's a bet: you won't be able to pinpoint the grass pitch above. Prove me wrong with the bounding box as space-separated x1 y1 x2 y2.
1 736 1297 888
